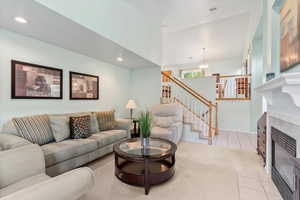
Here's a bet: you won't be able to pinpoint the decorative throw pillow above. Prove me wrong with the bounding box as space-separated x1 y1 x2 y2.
49 115 70 142
70 115 91 139
95 110 116 131
89 114 100 134
12 115 54 145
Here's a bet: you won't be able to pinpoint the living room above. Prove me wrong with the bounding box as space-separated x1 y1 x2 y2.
0 0 299 200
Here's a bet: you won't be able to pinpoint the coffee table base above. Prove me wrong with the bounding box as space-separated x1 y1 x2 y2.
115 158 175 194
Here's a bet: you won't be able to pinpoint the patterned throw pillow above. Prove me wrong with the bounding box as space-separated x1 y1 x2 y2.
12 115 54 145
95 110 116 131
70 115 91 139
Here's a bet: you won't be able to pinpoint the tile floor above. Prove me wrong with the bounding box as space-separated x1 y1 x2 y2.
212 131 283 200
213 131 257 152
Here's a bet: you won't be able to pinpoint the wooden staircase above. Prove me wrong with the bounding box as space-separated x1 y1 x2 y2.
161 71 218 144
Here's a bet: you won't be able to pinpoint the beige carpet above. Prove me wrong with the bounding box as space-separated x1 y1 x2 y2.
83 142 265 200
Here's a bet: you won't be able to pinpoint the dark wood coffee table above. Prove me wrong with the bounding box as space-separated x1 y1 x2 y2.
113 138 177 195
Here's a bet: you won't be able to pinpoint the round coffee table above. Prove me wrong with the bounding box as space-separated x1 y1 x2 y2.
113 138 177 195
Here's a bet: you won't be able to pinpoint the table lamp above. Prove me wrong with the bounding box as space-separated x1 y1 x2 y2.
126 100 137 119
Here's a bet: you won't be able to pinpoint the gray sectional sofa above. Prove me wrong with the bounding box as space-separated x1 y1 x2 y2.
0 112 131 177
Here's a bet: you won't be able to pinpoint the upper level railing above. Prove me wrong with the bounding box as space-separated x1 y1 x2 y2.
215 74 251 101
161 71 218 144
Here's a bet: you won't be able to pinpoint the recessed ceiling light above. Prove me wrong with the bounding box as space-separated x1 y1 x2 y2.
117 57 124 62
209 7 217 12
14 17 28 24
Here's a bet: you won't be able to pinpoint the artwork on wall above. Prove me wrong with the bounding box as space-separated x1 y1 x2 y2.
280 0 300 72
11 60 63 99
70 72 99 100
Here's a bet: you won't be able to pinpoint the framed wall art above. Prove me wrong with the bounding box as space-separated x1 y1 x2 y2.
69 71 99 100
280 0 300 72
11 60 63 99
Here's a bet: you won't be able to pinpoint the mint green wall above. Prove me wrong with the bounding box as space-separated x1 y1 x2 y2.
271 8 281 76
130 67 161 117
250 37 263 132
34 0 162 65
0 28 132 126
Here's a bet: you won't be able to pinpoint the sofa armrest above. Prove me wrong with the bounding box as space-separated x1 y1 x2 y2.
115 119 132 138
0 144 45 188
0 134 31 151
116 119 132 130
1 167 95 200
115 119 131 130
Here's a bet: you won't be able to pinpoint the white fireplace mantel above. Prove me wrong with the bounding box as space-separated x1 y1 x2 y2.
256 72 300 174
256 73 300 108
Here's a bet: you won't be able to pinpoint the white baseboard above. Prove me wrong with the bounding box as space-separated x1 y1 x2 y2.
219 129 257 135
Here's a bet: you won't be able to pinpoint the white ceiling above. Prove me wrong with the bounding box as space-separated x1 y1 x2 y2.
0 0 262 68
0 0 159 69
160 0 262 66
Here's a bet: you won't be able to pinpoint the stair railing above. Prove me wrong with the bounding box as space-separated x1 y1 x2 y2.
161 71 218 144
216 74 251 100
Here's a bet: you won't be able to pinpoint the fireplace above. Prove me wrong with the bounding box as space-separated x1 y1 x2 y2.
272 127 297 200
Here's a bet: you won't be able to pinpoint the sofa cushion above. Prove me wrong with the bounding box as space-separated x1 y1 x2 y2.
70 115 91 139
41 139 98 167
49 115 70 142
89 130 127 148
95 110 116 131
12 115 54 145
0 174 50 198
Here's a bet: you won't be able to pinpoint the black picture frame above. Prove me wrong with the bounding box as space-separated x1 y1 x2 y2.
11 60 63 99
69 71 99 100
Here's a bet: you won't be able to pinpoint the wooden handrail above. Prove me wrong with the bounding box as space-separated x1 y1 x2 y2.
161 71 212 107
161 71 219 142
174 97 209 125
218 74 252 78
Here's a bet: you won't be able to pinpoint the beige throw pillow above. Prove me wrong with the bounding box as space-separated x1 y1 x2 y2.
95 110 116 131
89 114 100 134
49 115 70 142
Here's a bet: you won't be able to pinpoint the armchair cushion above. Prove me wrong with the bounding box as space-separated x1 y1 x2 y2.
151 127 172 136
154 116 176 128
0 134 31 151
151 103 183 144
0 144 45 189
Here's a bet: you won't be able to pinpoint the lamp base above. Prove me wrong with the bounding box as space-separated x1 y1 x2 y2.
130 109 133 120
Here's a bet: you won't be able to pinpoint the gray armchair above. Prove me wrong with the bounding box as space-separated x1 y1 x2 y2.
0 143 95 200
150 103 183 144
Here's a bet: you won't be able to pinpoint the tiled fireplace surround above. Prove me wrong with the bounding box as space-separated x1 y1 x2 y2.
257 73 300 200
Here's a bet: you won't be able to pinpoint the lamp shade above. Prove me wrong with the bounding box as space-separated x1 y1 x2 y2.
126 100 137 109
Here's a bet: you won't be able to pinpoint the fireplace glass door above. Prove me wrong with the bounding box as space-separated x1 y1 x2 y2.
274 143 296 192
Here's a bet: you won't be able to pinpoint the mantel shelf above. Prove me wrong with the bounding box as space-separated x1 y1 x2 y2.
256 73 300 107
